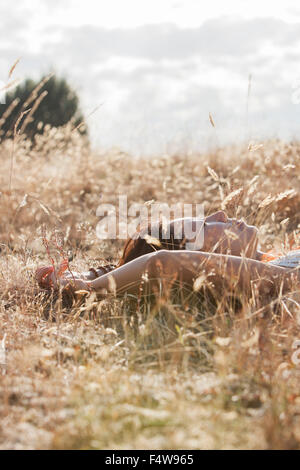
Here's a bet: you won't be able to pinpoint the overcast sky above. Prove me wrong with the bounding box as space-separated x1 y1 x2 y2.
1 0 300 155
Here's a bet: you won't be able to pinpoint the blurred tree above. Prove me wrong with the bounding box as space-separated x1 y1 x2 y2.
0 74 87 139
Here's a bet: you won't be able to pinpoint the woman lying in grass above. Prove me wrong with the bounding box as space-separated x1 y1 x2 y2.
36 211 300 302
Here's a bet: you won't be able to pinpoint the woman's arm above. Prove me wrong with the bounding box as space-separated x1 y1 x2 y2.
73 250 299 298
159 250 299 296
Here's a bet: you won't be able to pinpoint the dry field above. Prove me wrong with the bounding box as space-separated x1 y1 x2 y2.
0 124 300 449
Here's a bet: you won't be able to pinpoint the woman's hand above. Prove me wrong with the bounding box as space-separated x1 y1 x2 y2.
36 265 91 292
35 265 58 289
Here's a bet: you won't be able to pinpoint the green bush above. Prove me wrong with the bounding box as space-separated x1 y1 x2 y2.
0 74 87 139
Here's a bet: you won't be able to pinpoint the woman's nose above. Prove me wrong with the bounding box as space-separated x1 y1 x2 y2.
206 211 228 223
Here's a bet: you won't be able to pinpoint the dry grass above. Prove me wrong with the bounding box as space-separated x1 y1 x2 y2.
0 122 300 449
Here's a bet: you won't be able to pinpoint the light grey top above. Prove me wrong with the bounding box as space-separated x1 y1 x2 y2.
268 250 300 269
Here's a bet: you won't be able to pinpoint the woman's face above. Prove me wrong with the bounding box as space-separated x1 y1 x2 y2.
201 211 259 258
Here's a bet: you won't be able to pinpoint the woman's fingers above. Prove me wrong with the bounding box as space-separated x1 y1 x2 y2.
35 265 58 289
36 265 91 292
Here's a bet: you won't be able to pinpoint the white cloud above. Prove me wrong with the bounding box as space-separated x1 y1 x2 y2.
1 2 300 154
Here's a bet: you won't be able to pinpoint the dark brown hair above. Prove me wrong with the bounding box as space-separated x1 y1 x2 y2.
117 220 186 267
